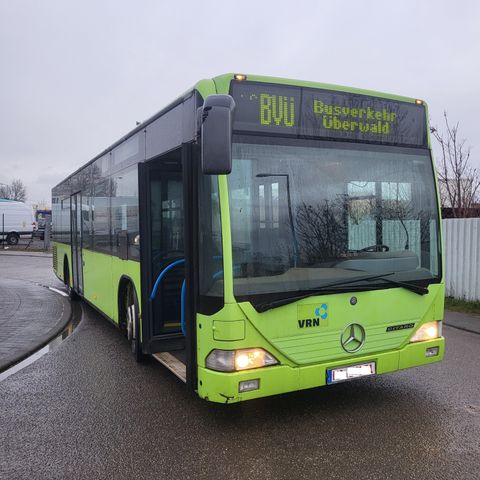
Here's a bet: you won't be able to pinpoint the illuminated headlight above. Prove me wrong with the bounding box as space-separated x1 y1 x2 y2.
409 321 442 343
205 348 278 372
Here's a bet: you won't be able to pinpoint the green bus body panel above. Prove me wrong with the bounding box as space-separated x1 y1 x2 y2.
82 249 141 322
53 241 72 285
239 284 444 365
53 241 141 323
196 283 445 403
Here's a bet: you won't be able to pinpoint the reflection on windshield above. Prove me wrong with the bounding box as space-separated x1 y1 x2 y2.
228 138 440 296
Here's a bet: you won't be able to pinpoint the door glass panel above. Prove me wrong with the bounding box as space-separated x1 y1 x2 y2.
150 167 184 336
71 193 83 294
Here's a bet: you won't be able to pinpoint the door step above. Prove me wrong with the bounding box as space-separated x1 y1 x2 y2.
152 352 186 383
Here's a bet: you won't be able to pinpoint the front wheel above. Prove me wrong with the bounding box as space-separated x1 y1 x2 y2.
6 233 19 245
125 284 145 362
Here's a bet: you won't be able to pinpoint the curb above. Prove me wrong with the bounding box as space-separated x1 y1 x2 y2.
444 321 480 335
444 309 480 335
0 251 52 258
0 286 73 373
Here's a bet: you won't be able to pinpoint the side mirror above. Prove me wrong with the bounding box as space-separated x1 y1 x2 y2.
200 95 235 175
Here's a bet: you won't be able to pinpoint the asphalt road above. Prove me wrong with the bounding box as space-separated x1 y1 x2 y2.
0 253 70 371
1 285 479 479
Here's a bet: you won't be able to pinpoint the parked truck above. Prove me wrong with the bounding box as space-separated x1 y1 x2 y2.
34 208 52 240
0 199 35 245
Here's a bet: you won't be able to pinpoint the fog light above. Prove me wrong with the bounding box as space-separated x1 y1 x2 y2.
425 347 439 357
239 379 260 393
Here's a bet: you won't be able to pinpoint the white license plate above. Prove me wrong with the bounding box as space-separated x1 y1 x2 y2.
327 362 376 384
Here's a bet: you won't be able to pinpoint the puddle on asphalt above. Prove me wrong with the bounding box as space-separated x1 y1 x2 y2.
465 405 480 415
0 287 80 382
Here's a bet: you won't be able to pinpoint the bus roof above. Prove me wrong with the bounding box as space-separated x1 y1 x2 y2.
202 73 422 105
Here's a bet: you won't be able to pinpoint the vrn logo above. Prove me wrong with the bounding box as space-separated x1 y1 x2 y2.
298 304 328 328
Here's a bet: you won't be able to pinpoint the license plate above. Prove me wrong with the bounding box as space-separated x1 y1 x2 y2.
327 362 376 384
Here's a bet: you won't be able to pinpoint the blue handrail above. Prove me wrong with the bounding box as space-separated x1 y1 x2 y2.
149 258 186 335
150 256 224 337
180 279 186 336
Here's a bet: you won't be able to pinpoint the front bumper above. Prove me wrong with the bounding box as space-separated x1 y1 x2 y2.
197 337 445 403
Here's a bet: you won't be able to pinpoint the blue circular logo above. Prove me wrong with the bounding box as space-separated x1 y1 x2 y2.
314 304 328 320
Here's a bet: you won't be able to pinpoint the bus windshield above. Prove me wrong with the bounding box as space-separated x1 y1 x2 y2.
227 136 441 298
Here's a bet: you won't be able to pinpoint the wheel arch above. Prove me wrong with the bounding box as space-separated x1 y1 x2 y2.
63 254 70 285
117 275 138 332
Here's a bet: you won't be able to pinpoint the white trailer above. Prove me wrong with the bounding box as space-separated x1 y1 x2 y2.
0 199 35 245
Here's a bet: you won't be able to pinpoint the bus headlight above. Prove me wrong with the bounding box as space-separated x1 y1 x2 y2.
409 321 442 342
205 348 279 372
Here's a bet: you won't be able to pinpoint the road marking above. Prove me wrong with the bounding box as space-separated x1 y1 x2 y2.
0 345 50 382
49 287 69 297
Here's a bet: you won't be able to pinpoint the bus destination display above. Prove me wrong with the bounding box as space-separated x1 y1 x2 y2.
231 81 427 147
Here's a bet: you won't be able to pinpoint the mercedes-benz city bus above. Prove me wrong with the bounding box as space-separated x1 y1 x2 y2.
52 74 444 403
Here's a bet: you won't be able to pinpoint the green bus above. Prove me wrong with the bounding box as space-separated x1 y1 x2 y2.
52 73 444 403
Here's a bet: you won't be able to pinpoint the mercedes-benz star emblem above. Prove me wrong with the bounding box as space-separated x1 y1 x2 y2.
341 323 366 353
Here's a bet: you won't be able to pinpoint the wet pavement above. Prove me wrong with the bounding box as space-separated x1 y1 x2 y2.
0 253 71 371
0 260 479 479
445 310 480 334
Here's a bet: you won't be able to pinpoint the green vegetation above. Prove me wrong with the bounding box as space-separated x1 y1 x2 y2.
445 297 480 316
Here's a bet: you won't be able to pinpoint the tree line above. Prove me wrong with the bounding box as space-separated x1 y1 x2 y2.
0 179 27 202
431 113 479 218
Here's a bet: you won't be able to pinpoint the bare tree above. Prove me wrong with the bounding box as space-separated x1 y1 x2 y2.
295 198 348 263
0 184 8 199
10 179 27 202
0 179 27 202
431 112 479 217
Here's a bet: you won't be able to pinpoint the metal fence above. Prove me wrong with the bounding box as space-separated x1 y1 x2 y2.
443 218 480 301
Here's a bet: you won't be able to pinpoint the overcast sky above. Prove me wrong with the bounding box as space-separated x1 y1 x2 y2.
1 0 479 205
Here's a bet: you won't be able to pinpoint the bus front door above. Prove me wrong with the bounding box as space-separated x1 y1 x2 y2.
70 192 84 295
139 148 186 354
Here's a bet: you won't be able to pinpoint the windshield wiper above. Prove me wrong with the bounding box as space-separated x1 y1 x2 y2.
372 277 429 296
255 272 429 312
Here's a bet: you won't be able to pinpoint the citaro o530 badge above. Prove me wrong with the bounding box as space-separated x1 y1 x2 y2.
340 323 366 353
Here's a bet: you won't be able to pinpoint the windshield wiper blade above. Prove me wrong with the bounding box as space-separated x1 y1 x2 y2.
255 272 396 312
255 272 429 312
372 277 429 296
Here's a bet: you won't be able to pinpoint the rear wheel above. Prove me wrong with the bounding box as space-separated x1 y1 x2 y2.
125 283 145 362
6 233 19 245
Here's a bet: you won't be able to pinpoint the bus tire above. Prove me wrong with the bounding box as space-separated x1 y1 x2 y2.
125 283 145 362
6 233 19 245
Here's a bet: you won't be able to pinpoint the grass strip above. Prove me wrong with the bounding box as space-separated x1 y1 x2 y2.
445 297 480 316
